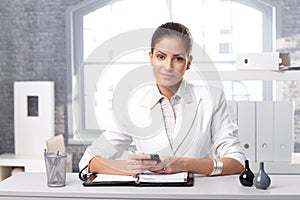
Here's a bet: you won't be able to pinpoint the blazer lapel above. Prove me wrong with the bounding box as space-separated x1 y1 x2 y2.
172 94 202 155
147 103 174 156
144 101 174 156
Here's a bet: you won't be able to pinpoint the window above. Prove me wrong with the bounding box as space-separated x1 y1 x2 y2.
66 0 276 144
219 43 231 54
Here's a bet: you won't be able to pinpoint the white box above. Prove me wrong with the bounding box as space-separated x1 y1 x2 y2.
14 82 54 156
236 53 279 70
256 101 274 162
273 102 294 162
227 101 238 125
237 101 256 161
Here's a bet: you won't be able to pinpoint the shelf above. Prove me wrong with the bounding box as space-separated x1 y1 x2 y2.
0 153 73 181
249 153 300 174
186 70 300 81
219 70 300 81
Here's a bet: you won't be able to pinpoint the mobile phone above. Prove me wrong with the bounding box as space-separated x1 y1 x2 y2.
148 154 161 163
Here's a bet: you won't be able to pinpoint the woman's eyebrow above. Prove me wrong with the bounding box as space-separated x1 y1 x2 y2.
155 50 167 56
173 54 185 57
156 50 185 57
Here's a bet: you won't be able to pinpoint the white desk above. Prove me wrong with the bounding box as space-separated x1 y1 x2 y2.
0 173 300 199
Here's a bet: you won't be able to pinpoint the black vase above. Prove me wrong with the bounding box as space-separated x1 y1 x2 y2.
239 160 255 187
253 162 271 190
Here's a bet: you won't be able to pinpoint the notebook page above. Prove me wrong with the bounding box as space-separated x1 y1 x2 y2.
93 174 136 182
139 172 188 183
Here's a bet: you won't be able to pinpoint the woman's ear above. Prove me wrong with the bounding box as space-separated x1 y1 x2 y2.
149 51 153 63
186 55 193 70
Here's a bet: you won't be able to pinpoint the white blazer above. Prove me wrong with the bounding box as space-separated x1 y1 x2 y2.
79 81 245 170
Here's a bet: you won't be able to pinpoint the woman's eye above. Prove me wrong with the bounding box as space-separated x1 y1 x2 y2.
156 54 165 60
175 57 184 62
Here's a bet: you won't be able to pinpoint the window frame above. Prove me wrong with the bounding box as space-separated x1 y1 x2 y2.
66 0 279 144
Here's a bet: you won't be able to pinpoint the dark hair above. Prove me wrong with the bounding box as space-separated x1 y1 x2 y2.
151 22 193 55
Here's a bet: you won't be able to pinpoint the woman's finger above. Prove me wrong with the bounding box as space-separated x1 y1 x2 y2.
128 153 150 160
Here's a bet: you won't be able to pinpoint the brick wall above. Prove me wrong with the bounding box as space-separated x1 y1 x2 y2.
273 0 300 147
0 0 300 172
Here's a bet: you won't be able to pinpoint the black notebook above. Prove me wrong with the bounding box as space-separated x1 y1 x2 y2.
82 172 194 187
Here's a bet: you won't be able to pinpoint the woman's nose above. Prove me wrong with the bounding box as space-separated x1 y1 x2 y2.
164 59 173 71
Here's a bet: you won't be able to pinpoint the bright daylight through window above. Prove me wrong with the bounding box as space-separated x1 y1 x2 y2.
67 0 278 144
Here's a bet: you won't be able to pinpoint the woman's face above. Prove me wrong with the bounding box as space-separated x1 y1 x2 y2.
149 36 192 91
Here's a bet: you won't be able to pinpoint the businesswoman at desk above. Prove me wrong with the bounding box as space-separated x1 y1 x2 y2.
80 22 246 177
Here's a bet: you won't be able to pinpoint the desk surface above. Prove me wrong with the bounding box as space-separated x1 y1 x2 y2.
0 172 300 200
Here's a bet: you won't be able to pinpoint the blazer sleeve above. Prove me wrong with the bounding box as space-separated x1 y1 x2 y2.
79 128 133 172
210 88 246 165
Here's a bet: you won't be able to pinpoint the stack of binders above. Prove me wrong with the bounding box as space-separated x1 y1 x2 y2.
236 101 294 163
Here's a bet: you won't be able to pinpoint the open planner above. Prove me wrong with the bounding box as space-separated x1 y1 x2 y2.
83 172 194 187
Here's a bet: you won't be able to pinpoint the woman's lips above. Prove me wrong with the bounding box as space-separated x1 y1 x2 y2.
160 72 175 78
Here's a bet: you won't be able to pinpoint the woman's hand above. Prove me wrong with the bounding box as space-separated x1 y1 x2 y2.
149 156 186 174
127 153 158 175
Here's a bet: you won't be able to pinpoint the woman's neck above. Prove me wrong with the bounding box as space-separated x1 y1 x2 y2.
157 82 181 101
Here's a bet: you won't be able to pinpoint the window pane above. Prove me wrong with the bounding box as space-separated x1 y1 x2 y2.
172 0 263 70
223 80 264 101
82 0 269 130
282 81 300 152
73 0 275 144
83 0 169 60
84 5 112 60
94 62 141 130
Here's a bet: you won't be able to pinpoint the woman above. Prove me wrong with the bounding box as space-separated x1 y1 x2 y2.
79 22 245 176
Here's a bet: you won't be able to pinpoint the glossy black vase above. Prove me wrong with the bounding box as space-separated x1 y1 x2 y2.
239 160 255 187
253 162 271 190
